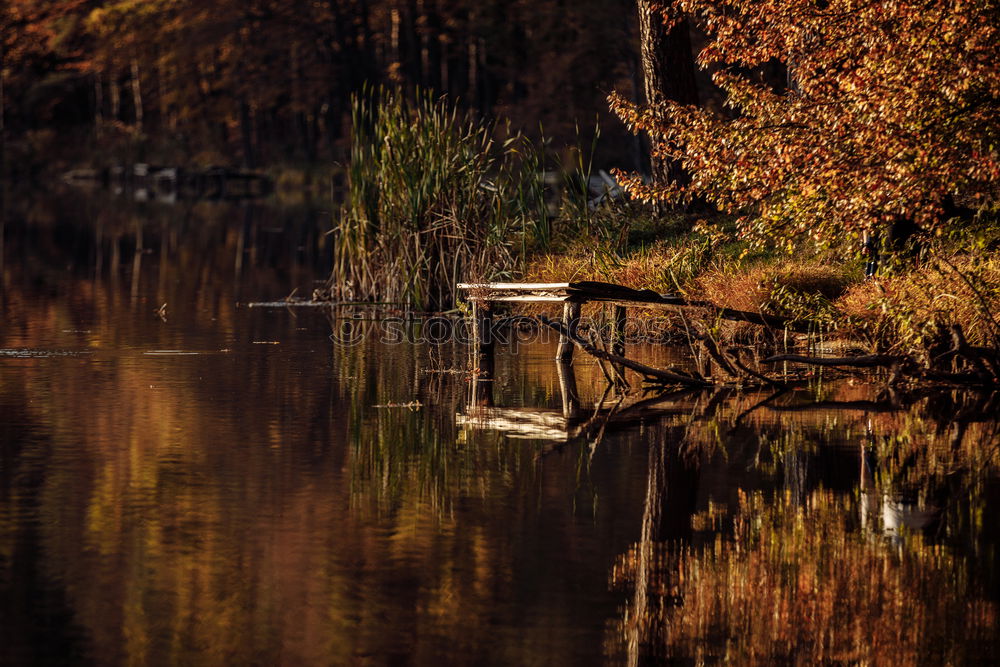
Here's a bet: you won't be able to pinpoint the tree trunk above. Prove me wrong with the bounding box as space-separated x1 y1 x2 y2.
110 70 121 122
390 7 401 77
636 1 699 197
417 0 430 87
0 41 5 174
467 38 478 107
130 59 143 131
404 0 420 87
626 426 700 664
156 54 168 127
621 8 647 173
240 98 255 168
94 71 104 131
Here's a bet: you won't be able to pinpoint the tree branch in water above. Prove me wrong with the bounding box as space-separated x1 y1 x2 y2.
537 316 713 388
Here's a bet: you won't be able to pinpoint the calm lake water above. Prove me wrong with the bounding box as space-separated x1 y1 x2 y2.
2 189 1000 665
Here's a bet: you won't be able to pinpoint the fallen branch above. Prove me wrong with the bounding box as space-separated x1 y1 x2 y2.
698 335 738 378
538 316 713 388
731 389 789 426
763 350 999 388
762 353 903 368
919 368 997 387
946 325 1000 382
727 347 789 389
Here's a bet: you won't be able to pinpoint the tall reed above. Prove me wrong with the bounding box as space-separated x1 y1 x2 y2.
325 87 546 311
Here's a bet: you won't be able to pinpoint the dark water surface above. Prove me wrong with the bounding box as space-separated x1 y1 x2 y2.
2 190 1000 665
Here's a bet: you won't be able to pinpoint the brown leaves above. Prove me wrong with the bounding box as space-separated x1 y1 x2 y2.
613 0 1000 245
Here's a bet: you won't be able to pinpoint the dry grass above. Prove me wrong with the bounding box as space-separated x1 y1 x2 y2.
528 245 853 312
520 240 717 337
521 232 1000 355
524 238 710 294
697 261 852 313
836 253 1000 349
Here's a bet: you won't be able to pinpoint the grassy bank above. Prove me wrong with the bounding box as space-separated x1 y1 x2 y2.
520 211 1000 358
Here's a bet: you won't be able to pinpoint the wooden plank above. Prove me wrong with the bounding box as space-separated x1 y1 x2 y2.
458 280 682 306
482 295 572 302
460 280 645 292
457 282 573 290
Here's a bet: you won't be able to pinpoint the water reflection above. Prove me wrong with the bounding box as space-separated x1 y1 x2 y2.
2 190 1000 664
606 388 1000 663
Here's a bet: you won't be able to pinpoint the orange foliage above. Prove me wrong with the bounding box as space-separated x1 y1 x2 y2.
611 0 1000 244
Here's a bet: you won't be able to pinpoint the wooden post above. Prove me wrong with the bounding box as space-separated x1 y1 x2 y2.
470 351 494 407
471 300 494 358
557 301 581 362
556 360 580 419
612 305 627 358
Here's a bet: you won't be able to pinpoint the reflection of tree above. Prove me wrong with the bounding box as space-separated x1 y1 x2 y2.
1 193 331 354
618 422 698 665
609 386 1000 663
7 227 1000 667
616 490 998 662
0 307 650 664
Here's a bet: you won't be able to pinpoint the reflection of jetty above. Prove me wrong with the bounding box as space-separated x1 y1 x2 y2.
460 357 696 444
460 359 583 442
63 164 272 202
457 408 580 441
457 399 696 443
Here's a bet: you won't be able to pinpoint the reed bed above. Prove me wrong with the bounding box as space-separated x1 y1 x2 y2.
322 87 548 311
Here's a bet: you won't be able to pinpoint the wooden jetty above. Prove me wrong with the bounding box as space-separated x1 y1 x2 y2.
457 280 688 363
457 280 798 364
457 279 1000 395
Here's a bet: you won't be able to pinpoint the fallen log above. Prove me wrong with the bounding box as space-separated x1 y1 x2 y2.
537 316 713 388
763 352 999 388
762 353 902 368
727 347 789 389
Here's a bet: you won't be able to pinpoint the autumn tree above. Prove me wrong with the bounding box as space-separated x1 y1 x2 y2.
635 0 699 191
1 1 96 130
611 0 1000 247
